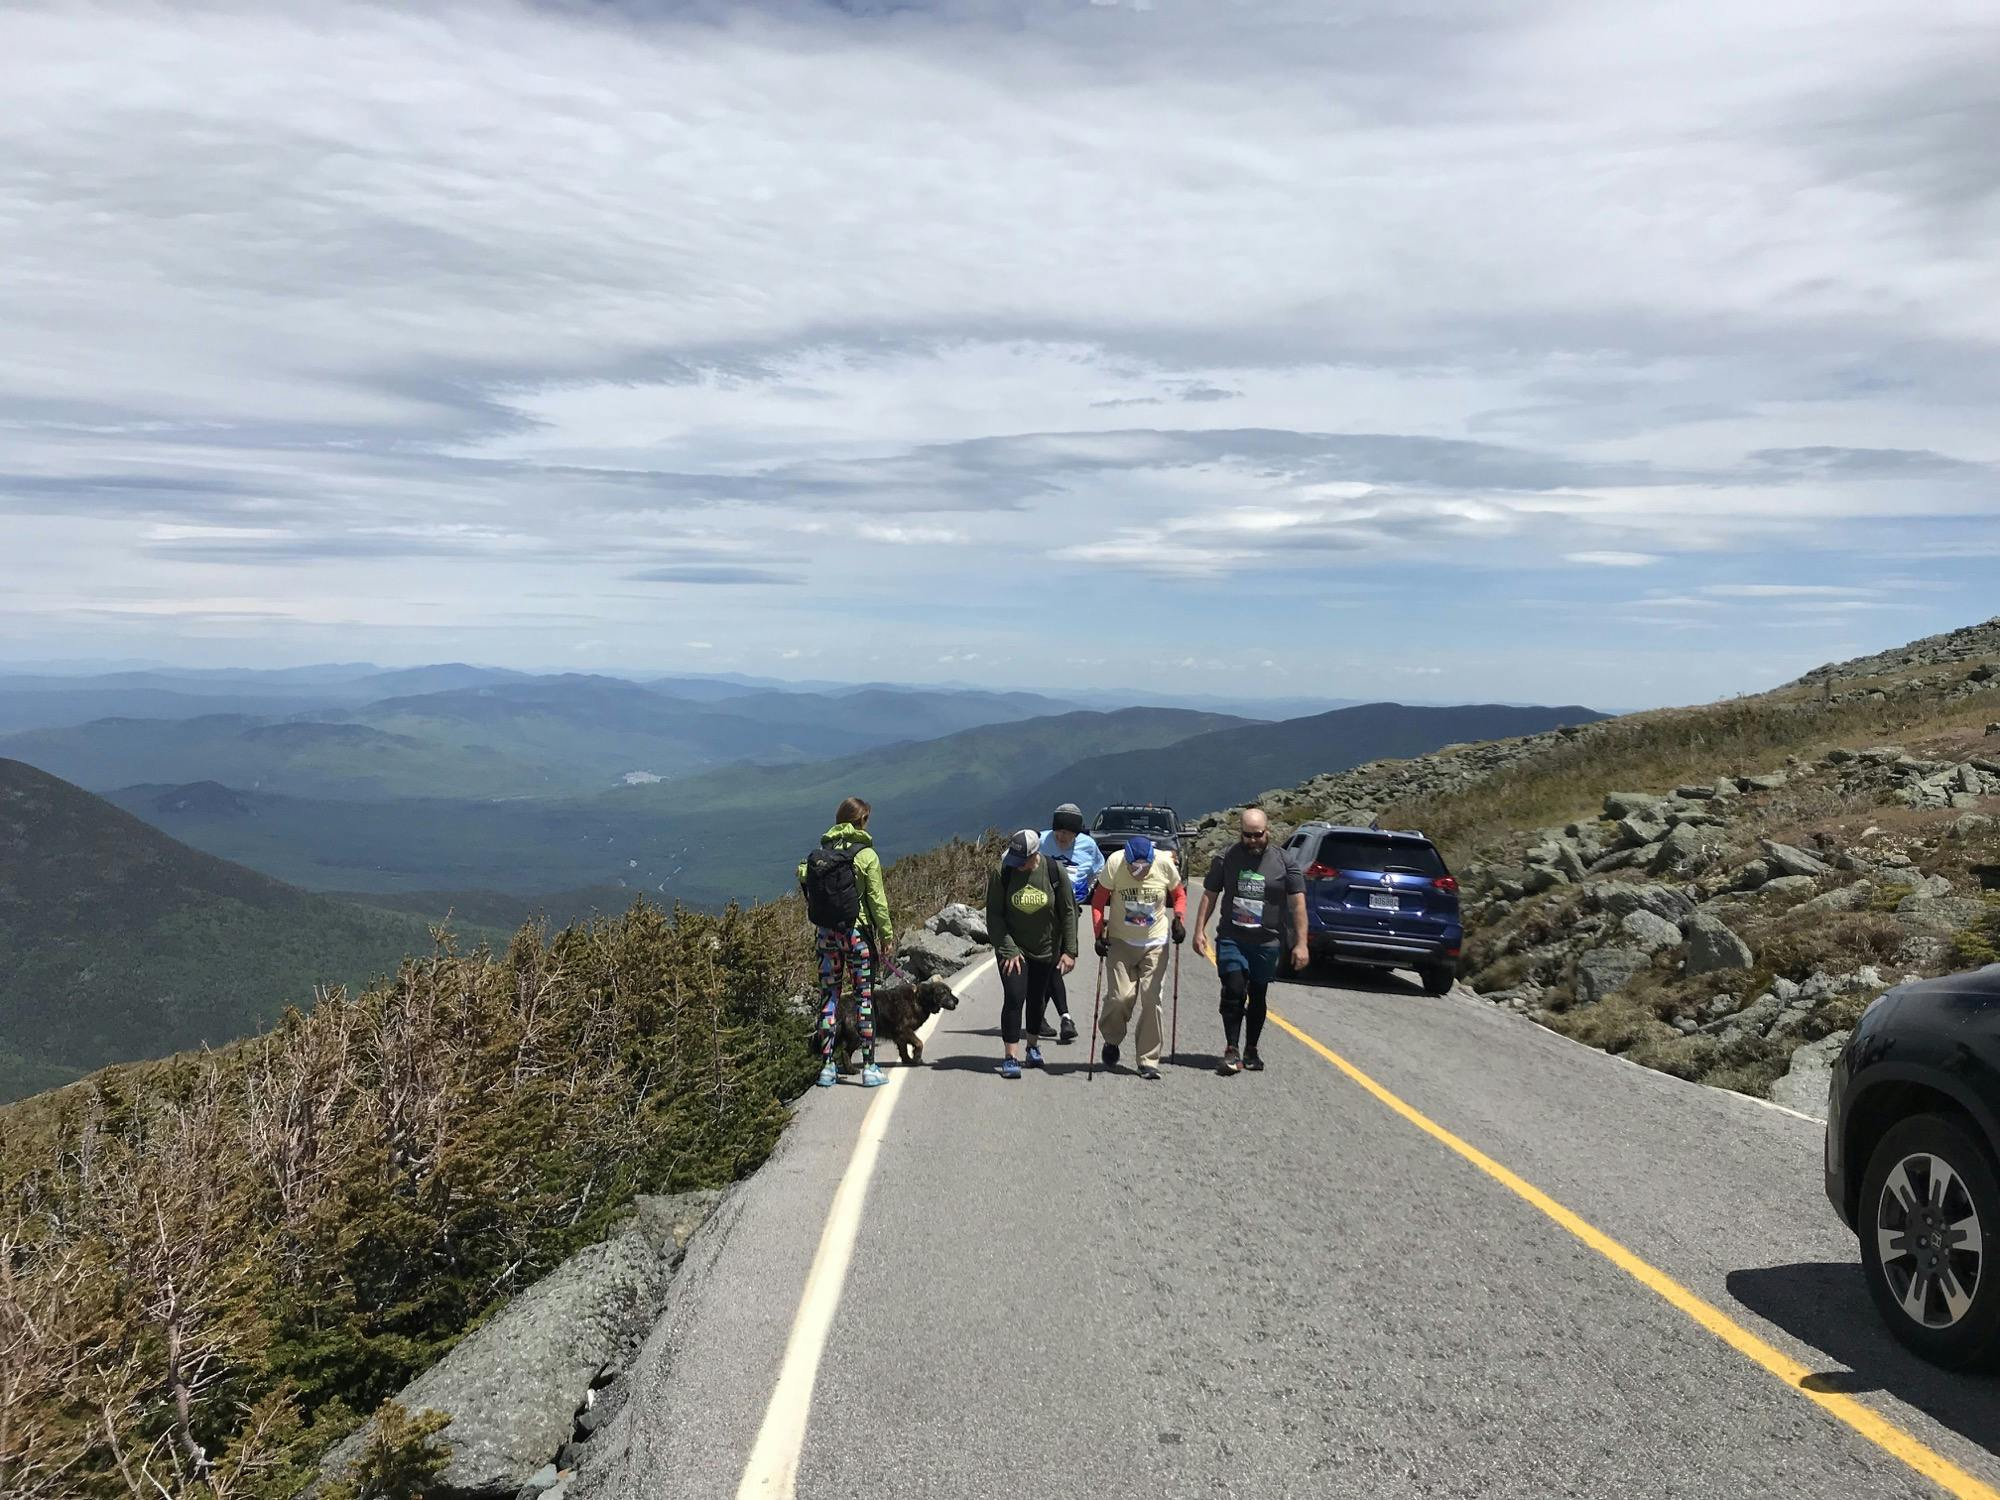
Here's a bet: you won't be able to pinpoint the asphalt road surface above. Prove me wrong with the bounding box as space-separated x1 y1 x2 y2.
579 942 2000 1500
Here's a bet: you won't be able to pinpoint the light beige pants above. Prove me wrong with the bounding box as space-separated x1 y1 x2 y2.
1101 940 1168 1067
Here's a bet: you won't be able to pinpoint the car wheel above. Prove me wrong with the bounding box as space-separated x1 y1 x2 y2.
1858 1112 2000 1369
1419 965 1455 997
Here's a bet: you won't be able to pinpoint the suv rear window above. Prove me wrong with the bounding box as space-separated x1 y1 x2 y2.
1095 808 1176 833
1314 833 1447 877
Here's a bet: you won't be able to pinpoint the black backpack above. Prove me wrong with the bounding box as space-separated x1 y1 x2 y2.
802 843 862 930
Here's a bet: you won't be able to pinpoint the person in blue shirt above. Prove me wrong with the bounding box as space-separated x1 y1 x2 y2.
1034 803 1104 1043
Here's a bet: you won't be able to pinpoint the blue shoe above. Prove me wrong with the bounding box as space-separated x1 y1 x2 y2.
999 1056 1022 1080
816 1063 838 1088
860 1063 886 1088
1025 1045 1045 1069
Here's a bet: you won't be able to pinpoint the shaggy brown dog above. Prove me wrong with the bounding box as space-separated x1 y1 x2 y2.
821 974 960 1071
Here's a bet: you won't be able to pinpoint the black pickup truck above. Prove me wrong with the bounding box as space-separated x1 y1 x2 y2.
1089 803 1188 862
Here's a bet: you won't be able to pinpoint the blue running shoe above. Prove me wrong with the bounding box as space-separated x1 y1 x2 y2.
816 1062 838 1088
860 1063 886 1088
999 1056 1022 1080
1025 1044 1045 1069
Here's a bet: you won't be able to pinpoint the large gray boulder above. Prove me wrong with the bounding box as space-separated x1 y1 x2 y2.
1555 842 1592 883
897 927 980 980
1703 990 1783 1039
319 1192 720 1499
1894 895 1991 936
1594 882 1696 925
1575 947 1650 1004
1759 875 1823 903
1619 909 1684 953
1603 791 1664 820
1874 867 1953 897
1758 838 1833 878
1769 1032 1852 1119
928 902 989 944
1730 859 1776 892
1648 821 1712 876
1615 812 1669 850
1685 914 1754 976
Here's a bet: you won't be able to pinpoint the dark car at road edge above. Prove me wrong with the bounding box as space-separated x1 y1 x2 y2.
1825 962 2000 1369
1089 803 1186 864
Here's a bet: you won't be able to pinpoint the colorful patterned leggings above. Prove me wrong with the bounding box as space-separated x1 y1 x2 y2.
815 925 876 1063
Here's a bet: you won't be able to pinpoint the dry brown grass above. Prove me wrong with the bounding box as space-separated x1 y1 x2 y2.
1758 908 1906 977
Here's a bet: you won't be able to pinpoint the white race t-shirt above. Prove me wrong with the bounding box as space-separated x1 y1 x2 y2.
1098 850 1180 948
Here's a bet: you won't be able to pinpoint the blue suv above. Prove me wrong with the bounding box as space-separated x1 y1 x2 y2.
1279 822 1463 995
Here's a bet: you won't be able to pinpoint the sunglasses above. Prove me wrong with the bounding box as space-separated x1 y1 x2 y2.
1240 830 1269 841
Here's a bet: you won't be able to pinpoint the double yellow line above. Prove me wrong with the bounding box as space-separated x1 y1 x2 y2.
1267 1005 1999 1500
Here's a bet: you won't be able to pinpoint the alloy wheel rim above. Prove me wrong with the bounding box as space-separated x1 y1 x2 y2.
1876 1151 1984 1330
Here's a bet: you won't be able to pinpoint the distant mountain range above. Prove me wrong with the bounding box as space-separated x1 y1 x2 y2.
103 699 1604 912
0 664 1612 1069
0 759 455 1102
111 706 1251 906
0 676 1087 798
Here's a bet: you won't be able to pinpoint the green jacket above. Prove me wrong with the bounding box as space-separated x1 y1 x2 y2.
797 823 894 949
985 855 1079 963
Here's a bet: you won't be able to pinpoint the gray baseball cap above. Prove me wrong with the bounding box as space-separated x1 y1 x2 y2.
1052 803 1085 833
1003 828 1042 868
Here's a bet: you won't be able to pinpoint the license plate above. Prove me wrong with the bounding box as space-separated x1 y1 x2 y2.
1369 894 1399 911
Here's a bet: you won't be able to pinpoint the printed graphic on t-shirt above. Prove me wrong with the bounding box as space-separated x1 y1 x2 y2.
1012 883 1050 915
1122 898 1158 929
1231 870 1267 928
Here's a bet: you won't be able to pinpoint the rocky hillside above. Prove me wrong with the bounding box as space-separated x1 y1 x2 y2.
1187 617 2000 1115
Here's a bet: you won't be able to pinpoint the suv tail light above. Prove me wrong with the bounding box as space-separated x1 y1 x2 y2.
1304 862 1339 880
1432 876 1459 893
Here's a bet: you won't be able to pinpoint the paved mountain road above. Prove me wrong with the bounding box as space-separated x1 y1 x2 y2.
579 944 2000 1500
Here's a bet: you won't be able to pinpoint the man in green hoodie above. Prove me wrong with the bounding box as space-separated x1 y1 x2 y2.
798 796 896 1089
985 828 1078 1079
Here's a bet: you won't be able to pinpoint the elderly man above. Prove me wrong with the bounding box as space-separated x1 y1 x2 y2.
1192 807 1307 1075
1089 834 1184 1081
1034 802 1103 1044
985 828 1079 1079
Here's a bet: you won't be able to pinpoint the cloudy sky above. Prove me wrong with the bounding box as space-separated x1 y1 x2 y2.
2 0 1995 709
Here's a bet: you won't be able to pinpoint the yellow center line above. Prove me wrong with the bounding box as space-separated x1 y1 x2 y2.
1266 1006 1999 1500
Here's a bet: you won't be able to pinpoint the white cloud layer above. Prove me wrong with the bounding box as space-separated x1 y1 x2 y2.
1 0 1996 706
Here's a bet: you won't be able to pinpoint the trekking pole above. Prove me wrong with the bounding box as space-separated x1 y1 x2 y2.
1171 940 1181 1064
1088 950 1106 1082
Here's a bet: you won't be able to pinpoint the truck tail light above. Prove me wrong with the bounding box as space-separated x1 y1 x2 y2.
1432 876 1459 893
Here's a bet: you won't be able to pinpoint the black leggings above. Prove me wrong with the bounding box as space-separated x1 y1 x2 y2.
1000 957 1058 1045
1219 966 1269 1053
1035 966 1074 1033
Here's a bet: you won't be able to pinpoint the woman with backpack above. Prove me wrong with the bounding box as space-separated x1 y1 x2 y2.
798 796 896 1089
985 829 1079 1080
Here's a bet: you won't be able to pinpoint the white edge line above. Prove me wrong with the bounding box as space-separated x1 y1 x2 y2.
733 952 997 1499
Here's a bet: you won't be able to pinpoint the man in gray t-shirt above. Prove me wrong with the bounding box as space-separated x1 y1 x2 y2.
1194 807 1307 1075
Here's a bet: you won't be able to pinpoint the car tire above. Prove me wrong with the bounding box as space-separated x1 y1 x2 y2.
1419 964 1455 997
1857 1112 2000 1370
